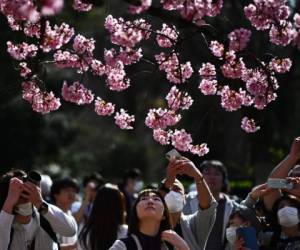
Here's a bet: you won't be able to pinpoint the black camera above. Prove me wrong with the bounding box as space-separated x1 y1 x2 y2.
22 171 42 186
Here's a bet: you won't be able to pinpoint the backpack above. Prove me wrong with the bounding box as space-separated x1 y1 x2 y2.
8 214 61 250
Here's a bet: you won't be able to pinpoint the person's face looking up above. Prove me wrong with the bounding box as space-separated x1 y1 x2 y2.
136 192 164 222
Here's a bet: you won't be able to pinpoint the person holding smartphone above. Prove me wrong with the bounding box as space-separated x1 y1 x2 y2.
159 156 217 250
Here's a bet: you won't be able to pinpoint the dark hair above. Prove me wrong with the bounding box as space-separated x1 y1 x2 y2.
50 178 79 203
82 172 105 188
0 169 26 210
79 184 126 250
199 160 228 192
123 168 141 184
128 189 172 235
270 195 300 247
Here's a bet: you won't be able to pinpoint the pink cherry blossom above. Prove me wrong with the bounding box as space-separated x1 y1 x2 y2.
269 58 292 73
114 109 135 129
104 15 151 48
210 41 224 58
41 0 64 16
156 24 178 48
241 117 260 133
171 129 193 152
228 28 252 51
61 81 94 105
54 50 89 73
189 143 209 157
165 86 193 111
7 41 38 61
73 0 93 12
294 13 300 28
128 0 152 14
199 63 216 80
153 129 171 145
40 21 74 52
218 86 244 111
73 34 95 56
19 62 32 78
106 61 130 91
145 108 181 129
94 97 115 116
198 79 218 96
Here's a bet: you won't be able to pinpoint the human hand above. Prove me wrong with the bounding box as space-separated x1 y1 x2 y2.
165 159 184 188
161 230 189 250
179 157 202 181
290 137 300 161
234 236 249 250
21 181 43 209
284 177 300 198
249 183 274 201
6 177 24 205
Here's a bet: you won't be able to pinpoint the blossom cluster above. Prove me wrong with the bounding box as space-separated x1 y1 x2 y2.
165 86 193 111
155 52 193 84
94 97 115 116
241 117 260 133
104 15 151 48
114 109 135 129
156 24 178 48
61 81 94 105
128 0 152 14
198 63 217 95
160 0 223 26
7 41 38 61
244 0 297 46
22 81 61 114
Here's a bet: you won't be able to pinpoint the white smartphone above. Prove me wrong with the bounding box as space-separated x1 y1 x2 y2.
267 178 294 189
165 149 181 161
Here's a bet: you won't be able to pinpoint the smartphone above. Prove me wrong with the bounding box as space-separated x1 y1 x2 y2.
165 149 181 161
267 178 294 189
236 227 259 250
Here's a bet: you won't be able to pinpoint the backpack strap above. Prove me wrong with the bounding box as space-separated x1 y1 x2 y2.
39 215 61 250
7 228 14 250
120 235 138 250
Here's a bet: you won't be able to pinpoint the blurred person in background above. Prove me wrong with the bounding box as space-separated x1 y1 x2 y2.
0 169 77 250
120 168 144 223
41 174 53 203
79 184 127 250
109 189 189 250
160 157 217 250
72 172 105 226
51 178 79 250
183 160 239 250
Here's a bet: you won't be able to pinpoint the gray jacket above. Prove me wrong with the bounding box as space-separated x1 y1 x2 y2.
180 200 217 250
183 192 239 244
0 204 77 250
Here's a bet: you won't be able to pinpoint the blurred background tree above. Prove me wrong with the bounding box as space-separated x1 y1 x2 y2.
0 0 300 195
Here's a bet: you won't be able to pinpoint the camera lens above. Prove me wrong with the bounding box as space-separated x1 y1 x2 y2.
27 171 41 185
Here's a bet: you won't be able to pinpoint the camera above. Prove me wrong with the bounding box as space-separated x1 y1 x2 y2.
22 171 42 186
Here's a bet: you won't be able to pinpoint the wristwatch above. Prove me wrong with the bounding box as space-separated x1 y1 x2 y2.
159 182 170 193
38 201 49 215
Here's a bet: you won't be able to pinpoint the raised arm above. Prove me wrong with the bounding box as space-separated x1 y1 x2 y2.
263 137 300 211
180 157 213 210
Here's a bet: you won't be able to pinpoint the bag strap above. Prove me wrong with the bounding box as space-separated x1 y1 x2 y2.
7 228 14 250
120 235 138 250
39 215 61 250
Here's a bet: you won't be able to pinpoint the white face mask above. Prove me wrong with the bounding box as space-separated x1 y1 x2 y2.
134 181 143 192
278 206 299 227
226 226 237 245
15 202 33 216
164 191 185 213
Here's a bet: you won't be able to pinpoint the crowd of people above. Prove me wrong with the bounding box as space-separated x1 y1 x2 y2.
1 137 300 250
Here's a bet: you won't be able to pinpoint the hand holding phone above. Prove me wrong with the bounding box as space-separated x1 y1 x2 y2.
165 149 181 161
236 227 258 250
267 178 294 189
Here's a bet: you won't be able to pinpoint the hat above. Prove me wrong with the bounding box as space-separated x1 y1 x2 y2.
234 205 262 233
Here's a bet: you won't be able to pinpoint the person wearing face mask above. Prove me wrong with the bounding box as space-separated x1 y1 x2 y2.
159 157 217 250
225 205 262 250
0 169 77 250
120 168 144 224
269 195 300 250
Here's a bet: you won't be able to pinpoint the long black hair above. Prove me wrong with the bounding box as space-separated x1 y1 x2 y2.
79 184 126 250
128 189 172 235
